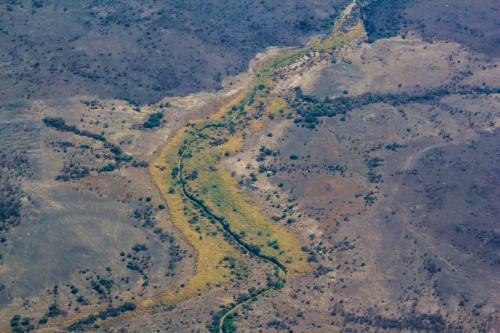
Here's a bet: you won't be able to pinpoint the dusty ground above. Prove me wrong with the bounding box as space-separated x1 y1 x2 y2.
0 1 499 332
221 35 500 332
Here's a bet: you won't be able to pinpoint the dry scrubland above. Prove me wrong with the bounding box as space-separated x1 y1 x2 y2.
0 0 499 332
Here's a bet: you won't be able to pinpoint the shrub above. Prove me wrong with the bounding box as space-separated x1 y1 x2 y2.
143 112 164 128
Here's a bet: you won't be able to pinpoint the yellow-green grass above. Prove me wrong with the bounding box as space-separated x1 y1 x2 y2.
149 96 308 304
182 131 309 273
150 128 241 304
148 0 363 305
261 2 364 72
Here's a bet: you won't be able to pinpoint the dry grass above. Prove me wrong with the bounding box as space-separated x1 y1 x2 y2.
149 128 240 304
184 131 309 273
146 0 363 308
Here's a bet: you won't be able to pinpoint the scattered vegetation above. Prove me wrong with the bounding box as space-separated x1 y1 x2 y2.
148 5 368 330
67 302 136 331
290 86 500 128
0 144 31 233
43 117 105 141
43 117 148 179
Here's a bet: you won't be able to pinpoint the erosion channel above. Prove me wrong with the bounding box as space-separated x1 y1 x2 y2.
150 2 363 332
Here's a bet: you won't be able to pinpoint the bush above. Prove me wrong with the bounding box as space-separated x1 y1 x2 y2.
143 112 164 128
132 244 148 252
247 244 261 255
100 163 117 172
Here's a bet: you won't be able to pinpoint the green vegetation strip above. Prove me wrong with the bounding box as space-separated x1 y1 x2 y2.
64 2 361 331
176 124 287 333
172 3 362 332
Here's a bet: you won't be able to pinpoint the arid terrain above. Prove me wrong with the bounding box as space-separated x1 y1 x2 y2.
0 1 499 332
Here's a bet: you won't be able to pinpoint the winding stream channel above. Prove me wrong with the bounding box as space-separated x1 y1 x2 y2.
61 2 361 332
177 123 287 332
170 2 361 331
